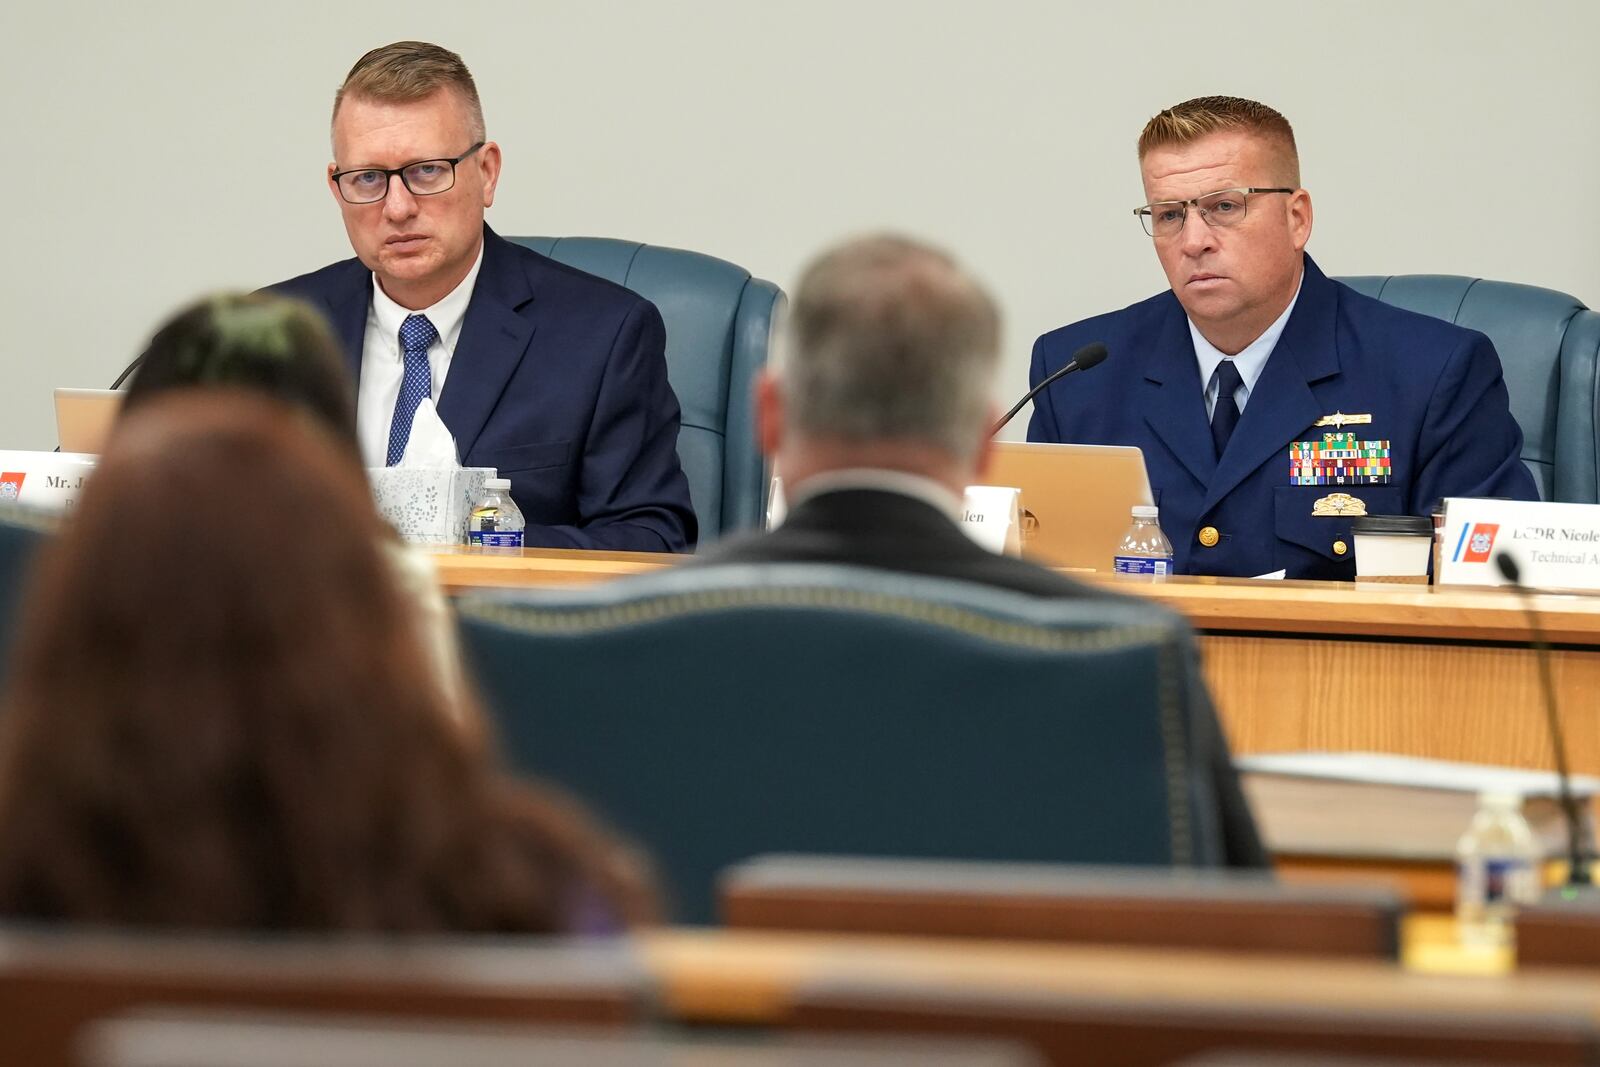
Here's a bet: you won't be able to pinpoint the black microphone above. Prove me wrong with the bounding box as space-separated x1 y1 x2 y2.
991 342 1108 436
108 353 145 390
1495 551 1594 895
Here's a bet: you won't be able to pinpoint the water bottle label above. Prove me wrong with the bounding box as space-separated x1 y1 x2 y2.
1478 857 1534 904
1113 555 1172 575
468 530 524 548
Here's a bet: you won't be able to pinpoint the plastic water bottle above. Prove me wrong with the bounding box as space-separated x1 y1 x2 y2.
1113 505 1174 577
466 477 525 548
1456 791 1541 947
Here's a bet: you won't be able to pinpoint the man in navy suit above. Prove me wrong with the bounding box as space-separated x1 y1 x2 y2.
269 42 695 552
1028 96 1535 579
698 234 1267 868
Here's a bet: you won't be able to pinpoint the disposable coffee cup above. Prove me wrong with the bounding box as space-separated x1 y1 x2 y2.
1352 515 1433 583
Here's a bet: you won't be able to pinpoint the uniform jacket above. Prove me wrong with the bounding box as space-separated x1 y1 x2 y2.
1027 256 1536 578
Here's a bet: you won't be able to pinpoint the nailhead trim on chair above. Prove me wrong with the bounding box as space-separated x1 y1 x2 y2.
459 587 1195 865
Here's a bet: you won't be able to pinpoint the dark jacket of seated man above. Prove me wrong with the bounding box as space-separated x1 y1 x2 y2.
695 469 1270 870
268 225 696 552
1028 256 1537 579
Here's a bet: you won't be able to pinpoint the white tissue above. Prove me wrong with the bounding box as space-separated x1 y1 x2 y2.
369 402 489 544
397 399 461 469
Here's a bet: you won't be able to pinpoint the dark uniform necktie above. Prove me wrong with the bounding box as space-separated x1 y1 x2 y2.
1209 358 1243 459
386 313 439 467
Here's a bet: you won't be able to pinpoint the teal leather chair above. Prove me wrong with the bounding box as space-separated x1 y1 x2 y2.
1337 274 1600 503
457 564 1223 924
0 507 50 685
508 237 784 542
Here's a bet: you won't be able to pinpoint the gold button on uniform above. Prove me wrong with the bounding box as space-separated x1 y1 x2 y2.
1333 539 1349 556
1198 526 1220 548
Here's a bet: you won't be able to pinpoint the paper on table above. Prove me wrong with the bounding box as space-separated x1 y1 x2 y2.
1235 751 1600 796
397 399 461 469
1250 569 1287 580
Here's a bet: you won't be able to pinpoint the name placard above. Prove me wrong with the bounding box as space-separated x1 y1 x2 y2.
0 450 96 512
961 485 1022 557
1438 497 1600 590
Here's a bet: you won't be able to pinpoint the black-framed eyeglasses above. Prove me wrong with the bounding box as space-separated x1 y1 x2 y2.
331 142 486 204
1134 187 1294 238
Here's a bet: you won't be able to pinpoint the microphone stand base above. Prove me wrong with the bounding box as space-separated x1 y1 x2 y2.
1540 882 1600 906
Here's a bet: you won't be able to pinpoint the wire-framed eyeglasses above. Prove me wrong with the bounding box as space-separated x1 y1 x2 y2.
1134 187 1294 238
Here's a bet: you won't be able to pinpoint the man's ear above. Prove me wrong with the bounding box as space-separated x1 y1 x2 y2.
755 369 783 456
477 141 502 208
1288 188 1313 252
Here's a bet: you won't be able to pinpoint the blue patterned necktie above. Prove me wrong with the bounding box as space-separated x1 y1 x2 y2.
1209 358 1243 459
386 313 439 466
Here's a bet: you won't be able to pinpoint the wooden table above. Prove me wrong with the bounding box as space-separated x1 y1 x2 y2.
635 922 1576 1029
432 548 1600 773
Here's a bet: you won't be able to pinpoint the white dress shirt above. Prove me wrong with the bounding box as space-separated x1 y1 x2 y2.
1190 274 1303 420
356 245 485 468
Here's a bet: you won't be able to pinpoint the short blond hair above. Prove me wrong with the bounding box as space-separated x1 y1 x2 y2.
1138 96 1299 186
332 41 485 143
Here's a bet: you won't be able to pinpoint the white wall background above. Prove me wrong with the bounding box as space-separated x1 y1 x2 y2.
3 0 1596 449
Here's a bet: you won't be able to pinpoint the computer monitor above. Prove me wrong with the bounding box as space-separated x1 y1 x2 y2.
983 442 1154 571
53 388 123 454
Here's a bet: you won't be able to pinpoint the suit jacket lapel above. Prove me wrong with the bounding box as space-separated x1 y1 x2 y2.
437 226 538 460
1141 299 1217 488
1200 256 1342 513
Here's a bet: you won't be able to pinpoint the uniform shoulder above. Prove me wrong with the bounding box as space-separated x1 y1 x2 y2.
1034 288 1178 356
1331 278 1486 351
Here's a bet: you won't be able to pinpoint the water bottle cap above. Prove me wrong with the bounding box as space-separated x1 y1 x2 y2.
1131 505 1159 519
1478 790 1522 810
484 477 512 491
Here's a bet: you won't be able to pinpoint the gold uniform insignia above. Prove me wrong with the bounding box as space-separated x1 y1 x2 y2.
1312 492 1367 517
1313 411 1373 429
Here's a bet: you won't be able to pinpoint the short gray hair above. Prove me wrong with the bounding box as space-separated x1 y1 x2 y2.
782 234 1000 460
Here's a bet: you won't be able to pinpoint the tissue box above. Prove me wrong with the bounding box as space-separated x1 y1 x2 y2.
369 467 495 545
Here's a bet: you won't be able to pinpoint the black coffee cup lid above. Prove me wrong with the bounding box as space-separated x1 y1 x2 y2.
1351 514 1433 536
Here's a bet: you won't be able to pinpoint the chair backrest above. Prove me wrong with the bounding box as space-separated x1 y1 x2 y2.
456 564 1219 924
720 854 1405 959
506 237 784 542
0 506 51 685
0 926 648 1067
1336 274 1600 503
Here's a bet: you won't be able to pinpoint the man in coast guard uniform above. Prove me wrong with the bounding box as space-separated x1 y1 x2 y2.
1028 96 1536 579
269 42 694 552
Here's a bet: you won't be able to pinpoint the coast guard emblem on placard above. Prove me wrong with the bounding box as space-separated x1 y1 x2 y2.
1456 522 1500 564
0 472 23 502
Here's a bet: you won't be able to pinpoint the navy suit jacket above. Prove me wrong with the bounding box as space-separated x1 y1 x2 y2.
1027 256 1537 579
268 226 696 552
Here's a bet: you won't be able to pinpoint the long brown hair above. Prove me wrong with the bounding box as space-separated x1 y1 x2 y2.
0 393 652 932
